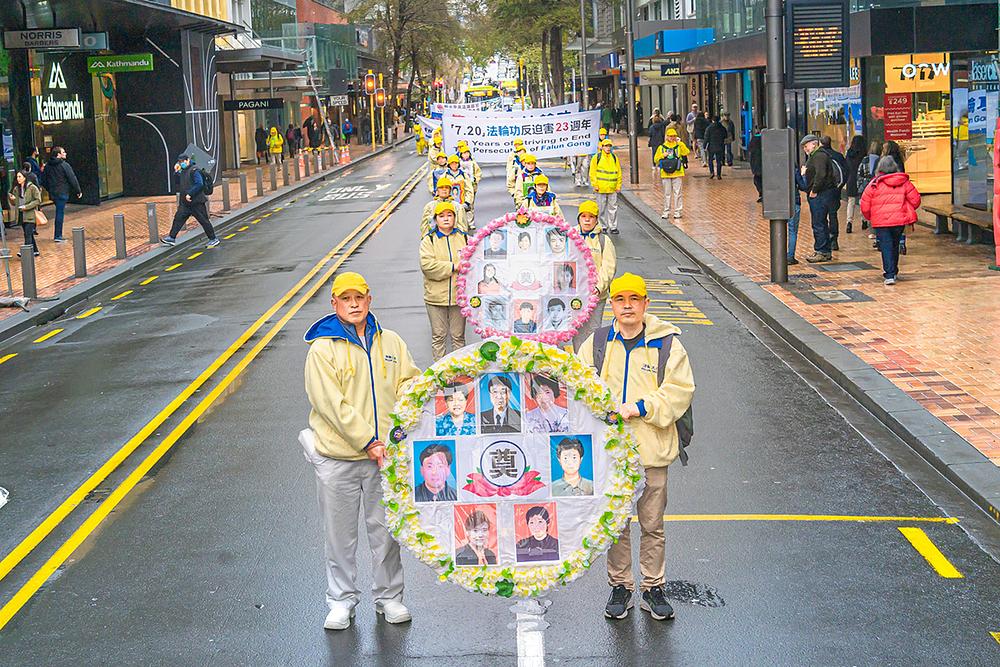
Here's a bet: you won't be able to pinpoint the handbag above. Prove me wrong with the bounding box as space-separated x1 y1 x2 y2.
34 208 48 226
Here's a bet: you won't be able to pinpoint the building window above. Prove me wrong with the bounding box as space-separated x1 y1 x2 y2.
653 1 662 20
952 54 997 211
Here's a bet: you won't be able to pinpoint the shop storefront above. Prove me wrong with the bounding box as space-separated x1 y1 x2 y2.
804 60 863 154
951 52 998 211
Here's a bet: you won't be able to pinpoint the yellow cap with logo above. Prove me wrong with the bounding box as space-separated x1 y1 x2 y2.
436 176 453 189
331 271 370 297
448 153 461 164
609 272 647 298
533 174 549 186
522 153 537 164
578 200 599 217
434 200 457 216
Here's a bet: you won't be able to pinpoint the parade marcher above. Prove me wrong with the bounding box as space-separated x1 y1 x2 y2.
443 154 475 229
860 156 920 286
419 201 468 360
160 153 220 248
653 128 690 220
427 151 450 194
589 139 622 234
302 271 421 630
267 126 285 163
506 139 527 199
420 176 468 235
414 124 427 155
577 273 695 622
457 141 482 191
573 200 617 348
428 128 444 164
514 154 543 208
525 174 564 219
801 134 837 263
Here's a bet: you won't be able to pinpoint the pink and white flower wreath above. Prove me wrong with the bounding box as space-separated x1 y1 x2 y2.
456 207 599 345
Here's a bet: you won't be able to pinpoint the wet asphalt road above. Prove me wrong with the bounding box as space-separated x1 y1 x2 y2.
0 144 999 665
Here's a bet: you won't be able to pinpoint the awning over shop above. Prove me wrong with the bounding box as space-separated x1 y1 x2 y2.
0 0 240 35
215 32 304 73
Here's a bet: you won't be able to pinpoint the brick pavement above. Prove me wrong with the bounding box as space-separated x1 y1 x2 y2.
0 144 374 319
616 138 1000 465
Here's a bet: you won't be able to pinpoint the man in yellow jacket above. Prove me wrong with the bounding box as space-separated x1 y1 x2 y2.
589 139 623 234
577 273 695 623
420 176 468 235
302 271 421 631
428 128 444 164
572 200 617 348
419 201 468 360
652 128 690 220
506 139 527 199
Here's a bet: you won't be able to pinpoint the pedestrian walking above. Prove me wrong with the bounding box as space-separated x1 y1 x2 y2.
844 135 866 233
572 200 617 349
420 201 468 360
693 111 709 167
749 129 763 202
302 271 421 630
819 136 848 250
589 139 623 234
8 170 41 257
653 129 690 220
856 140 882 235
41 146 81 242
860 156 920 286
254 125 268 164
285 124 298 158
601 104 613 133
721 112 737 166
160 153 220 248
881 140 908 255
800 134 838 263
267 127 285 163
578 272 695 622
685 104 699 155
704 116 728 179
647 110 667 176
24 147 42 184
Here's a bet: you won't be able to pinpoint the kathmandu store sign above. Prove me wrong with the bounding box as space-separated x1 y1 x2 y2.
35 62 85 122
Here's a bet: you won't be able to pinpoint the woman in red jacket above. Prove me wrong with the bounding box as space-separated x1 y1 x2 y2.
860 156 921 285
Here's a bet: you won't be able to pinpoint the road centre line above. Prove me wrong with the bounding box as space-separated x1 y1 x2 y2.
991 631 1000 645
238 226 249 232
0 164 426 611
222 233 236 240
187 252 203 260
0 164 425 631
165 263 183 272
898 527 964 578
32 329 64 344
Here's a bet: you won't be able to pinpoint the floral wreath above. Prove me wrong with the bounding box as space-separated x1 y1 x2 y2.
383 338 642 598
455 208 599 345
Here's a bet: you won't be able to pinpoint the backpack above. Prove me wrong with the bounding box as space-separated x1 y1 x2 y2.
198 168 215 195
657 144 681 174
591 327 695 465
824 148 848 189
856 155 877 195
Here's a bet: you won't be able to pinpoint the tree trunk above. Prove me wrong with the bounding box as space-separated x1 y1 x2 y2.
540 28 550 107
550 26 565 105
389 36 403 130
404 45 417 129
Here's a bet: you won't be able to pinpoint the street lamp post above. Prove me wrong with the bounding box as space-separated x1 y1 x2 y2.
364 69 376 152
624 0 639 184
764 0 789 283
579 0 589 110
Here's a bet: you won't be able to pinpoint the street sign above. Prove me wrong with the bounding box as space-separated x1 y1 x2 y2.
329 94 349 107
3 28 81 49
223 98 284 111
87 53 154 73
660 63 681 77
80 32 108 51
785 0 849 89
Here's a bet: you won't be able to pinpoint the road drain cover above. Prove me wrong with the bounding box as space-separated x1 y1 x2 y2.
669 265 703 275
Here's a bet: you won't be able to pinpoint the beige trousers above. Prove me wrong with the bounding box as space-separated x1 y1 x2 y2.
426 304 466 361
662 178 683 216
607 466 669 591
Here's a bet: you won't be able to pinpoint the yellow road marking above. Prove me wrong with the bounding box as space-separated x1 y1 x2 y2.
250 219 261 224
222 233 236 240
273 207 283 212
898 527 963 578
76 307 102 319
652 513 960 523
111 290 133 300
0 353 17 365
990 631 1000 645
187 252 203 260
262 212 272 218
140 275 158 285
165 263 183 272
238 225 249 232
32 329 64 344
0 166 427 626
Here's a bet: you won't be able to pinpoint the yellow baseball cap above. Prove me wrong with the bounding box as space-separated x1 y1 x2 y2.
599 127 608 136
666 128 678 137
600 139 613 147
457 140 469 149
436 176 453 189
435 200 457 216
513 138 524 146
331 271 369 297
533 174 549 186
578 200 599 217
609 272 647 298
522 153 537 164
447 153 461 164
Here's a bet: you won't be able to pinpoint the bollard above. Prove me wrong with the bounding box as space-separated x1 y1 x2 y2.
269 163 278 190
293 157 301 181
72 227 86 278
314 153 321 174
255 167 264 197
221 178 231 211
282 159 290 186
146 202 158 244
304 154 311 177
239 172 248 203
114 213 127 259
20 245 36 299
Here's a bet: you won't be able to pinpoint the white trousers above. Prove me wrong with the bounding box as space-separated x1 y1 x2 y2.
662 178 683 215
300 430 404 610
573 156 589 186
596 192 619 231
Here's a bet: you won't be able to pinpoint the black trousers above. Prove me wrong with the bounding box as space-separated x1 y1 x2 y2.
169 201 216 240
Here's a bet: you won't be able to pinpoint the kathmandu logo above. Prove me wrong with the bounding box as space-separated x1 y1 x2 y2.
47 62 67 89
35 94 84 121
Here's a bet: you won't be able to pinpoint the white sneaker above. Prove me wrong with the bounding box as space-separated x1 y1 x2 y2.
661 211 670 219
884 277 896 285
324 604 355 631
375 599 412 624
673 212 682 219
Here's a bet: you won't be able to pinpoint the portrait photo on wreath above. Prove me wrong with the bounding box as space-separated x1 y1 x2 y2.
524 373 569 434
542 296 571 331
453 503 499 567
549 435 595 497
478 373 522 434
477 262 505 295
481 296 509 330
483 228 508 259
511 299 540 334
512 229 537 257
413 439 458 502
552 262 577 293
542 226 568 258
514 502 560 563
435 377 477 437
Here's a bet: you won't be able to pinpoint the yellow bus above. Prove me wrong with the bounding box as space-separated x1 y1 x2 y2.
464 84 501 104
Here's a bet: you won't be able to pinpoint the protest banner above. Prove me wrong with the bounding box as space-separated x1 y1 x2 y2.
416 115 441 136
442 109 600 163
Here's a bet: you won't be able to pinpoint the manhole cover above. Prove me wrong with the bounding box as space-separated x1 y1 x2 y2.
793 288 874 304
816 262 878 272
669 265 703 275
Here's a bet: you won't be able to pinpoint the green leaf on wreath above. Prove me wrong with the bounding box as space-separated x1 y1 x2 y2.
574 387 586 401
479 341 500 361
525 360 535 372
510 336 522 347
495 578 515 598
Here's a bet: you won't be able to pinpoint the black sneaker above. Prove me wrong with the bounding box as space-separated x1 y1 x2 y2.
604 585 633 619
160 237 177 247
846 223 853 234
830 239 840 251
640 586 675 621
787 257 799 265
609 228 620 235
899 239 907 255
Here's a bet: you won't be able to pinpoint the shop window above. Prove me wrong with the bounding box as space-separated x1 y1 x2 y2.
952 53 997 211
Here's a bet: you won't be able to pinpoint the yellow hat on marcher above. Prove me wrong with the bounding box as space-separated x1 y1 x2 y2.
457 140 469 149
599 127 608 137
434 200 457 216
432 127 441 135
331 271 370 297
600 139 613 147
578 200 599 217
522 153 537 164
610 273 647 298
513 138 524 146
436 175 453 189
666 128 678 137
447 153 461 164
533 174 549 186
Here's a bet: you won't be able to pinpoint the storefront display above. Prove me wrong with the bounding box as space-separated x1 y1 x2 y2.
952 53 998 211
806 60 862 153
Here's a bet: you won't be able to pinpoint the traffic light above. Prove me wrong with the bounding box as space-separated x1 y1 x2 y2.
374 87 386 108
364 71 376 95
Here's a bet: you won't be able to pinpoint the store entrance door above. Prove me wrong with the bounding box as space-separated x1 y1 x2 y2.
92 73 123 199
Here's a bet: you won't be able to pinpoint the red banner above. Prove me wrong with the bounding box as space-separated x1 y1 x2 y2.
883 93 913 141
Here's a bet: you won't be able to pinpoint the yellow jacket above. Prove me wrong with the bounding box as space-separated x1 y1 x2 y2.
525 191 564 219
420 197 468 235
419 228 468 306
429 141 444 165
578 224 617 299
460 156 482 190
506 151 525 194
514 169 543 207
267 130 284 154
589 152 622 194
304 314 421 460
578 314 695 467
428 168 474 206
653 140 691 179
